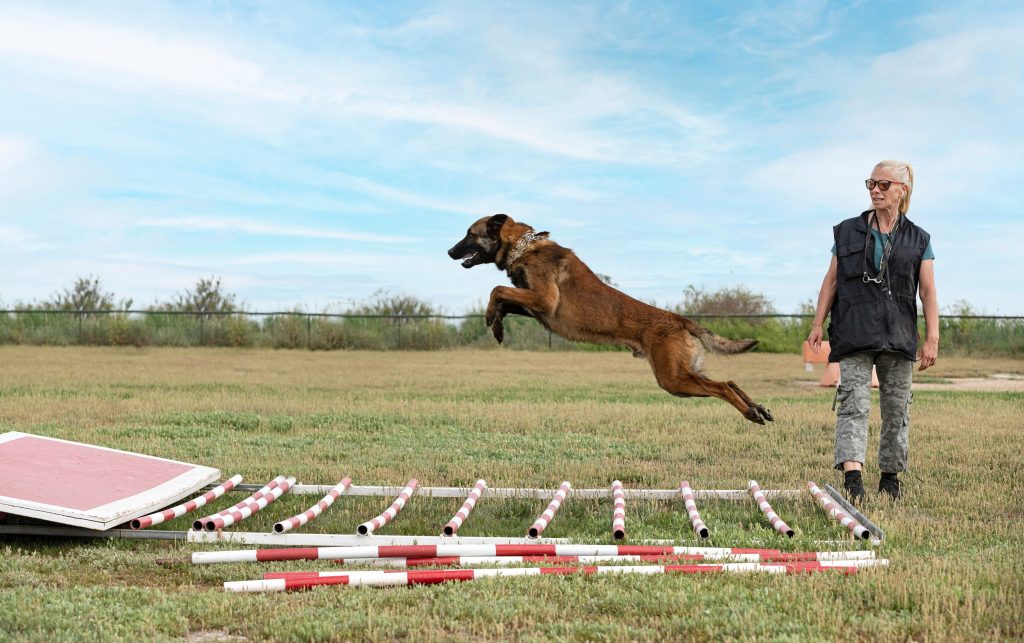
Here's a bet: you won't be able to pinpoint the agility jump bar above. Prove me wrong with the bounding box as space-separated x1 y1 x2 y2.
205 476 294 531
319 549 876 569
193 475 289 531
825 483 886 542
807 481 870 541
748 480 795 538
131 474 243 530
680 481 710 539
273 477 351 534
529 481 571 538
224 560 889 592
443 479 486 536
611 480 626 540
190 543 877 565
357 479 418 535
271 559 882 580
213 483 803 501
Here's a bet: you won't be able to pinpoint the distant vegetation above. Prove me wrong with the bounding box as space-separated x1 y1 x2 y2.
0 277 1020 355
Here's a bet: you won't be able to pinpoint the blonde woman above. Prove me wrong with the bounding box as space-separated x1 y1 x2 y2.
808 160 939 501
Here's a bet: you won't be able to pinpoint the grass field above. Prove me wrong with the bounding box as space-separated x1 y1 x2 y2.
1 346 1022 641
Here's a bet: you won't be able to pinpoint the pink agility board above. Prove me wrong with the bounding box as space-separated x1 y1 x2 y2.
0 432 220 530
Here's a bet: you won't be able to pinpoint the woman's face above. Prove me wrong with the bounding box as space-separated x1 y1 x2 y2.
868 166 905 214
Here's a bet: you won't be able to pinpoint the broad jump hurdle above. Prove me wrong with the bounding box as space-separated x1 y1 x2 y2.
3 475 884 551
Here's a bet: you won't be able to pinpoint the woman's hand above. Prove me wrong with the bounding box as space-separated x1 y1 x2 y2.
919 336 939 370
807 324 824 353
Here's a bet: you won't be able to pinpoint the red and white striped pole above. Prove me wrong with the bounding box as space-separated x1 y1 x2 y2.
357 479 418 535
326 549 875 568
748 480 795 538
272 557 885 581
611 480 626 540
226 560 887 592
807 481 870 541
273 477 351 534
680 481 710 539
193 475 288 531
191 543 875 565
206 477 295 531
326 553 714 568
131 474 243 530
443 479 486 536
529 481 571 538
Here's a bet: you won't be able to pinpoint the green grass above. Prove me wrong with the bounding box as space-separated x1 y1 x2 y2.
0 347 1022 641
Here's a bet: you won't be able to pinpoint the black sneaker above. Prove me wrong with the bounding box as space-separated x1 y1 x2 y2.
879 472 902 500
844 470 866 504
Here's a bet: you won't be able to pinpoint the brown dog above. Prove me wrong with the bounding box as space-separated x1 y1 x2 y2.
448 214 773 424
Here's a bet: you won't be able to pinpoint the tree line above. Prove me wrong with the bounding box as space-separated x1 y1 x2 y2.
12 275 238 316
1 276 1020 355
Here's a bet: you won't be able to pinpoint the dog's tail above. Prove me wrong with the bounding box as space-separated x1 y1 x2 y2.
689 323 758 355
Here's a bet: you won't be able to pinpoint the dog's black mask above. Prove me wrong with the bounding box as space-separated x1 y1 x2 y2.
447 214 508 269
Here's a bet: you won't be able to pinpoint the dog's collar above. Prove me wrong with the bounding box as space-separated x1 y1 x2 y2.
505 230 548 267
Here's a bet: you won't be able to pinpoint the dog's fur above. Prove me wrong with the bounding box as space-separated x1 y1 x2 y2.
448 214 773 424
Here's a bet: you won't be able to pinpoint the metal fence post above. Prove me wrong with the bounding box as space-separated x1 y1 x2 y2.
307 315 312 351
199 314 205 346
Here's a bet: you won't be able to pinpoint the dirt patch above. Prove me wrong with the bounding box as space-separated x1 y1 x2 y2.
796 373 1024 392
187 631 247 642
912 373 1024 391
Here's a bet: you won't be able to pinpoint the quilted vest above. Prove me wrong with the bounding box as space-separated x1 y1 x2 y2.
827 210 930 362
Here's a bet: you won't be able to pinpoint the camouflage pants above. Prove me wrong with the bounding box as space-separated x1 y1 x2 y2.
834 351 913 473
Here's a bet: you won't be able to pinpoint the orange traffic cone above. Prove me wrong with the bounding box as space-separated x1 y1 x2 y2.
819 362 840 387
820 363 879 388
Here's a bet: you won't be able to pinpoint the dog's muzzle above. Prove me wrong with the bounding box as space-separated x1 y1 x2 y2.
448 241 480 268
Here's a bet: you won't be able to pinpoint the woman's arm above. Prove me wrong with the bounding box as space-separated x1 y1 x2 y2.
918 259 939 370
807 254 838 352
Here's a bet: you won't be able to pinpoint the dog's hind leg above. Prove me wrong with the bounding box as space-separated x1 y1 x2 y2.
727 381 773 423
648 343 771 425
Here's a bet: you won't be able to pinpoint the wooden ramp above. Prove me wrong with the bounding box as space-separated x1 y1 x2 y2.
0 432 220 530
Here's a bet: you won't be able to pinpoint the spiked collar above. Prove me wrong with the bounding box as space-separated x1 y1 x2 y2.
504 230 548 268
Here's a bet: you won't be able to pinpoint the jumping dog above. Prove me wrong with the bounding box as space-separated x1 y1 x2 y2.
448 214 773 424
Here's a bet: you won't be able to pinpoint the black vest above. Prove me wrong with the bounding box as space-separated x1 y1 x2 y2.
827 210 930 363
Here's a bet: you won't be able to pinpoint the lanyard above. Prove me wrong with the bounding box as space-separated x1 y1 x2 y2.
862 211 902 286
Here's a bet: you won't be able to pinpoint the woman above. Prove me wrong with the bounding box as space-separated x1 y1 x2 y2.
807 159 939 501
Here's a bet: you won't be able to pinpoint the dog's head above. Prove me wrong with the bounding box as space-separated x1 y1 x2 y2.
447 214 511 269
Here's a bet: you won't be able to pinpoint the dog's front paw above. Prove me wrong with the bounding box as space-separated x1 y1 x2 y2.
491 319 505 344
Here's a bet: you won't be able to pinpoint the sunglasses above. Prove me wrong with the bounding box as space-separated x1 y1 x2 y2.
865 179 905 191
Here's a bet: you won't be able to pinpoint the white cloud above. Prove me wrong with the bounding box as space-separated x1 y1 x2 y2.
0 135 34 175
0 5 728 168
136 216 419 244
223 251 429 268
0 8 299 102
0 223 56 252
0 135 49 200
747 16 1024 216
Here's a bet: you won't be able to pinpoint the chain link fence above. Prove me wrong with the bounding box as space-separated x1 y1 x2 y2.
0 310 1021 354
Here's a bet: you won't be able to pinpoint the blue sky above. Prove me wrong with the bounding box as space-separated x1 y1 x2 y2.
1 0 1021 314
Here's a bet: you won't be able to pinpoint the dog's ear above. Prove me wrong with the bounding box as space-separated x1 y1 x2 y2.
487 214 509 236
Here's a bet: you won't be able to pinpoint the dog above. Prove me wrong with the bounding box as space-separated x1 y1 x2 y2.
448 214 773 424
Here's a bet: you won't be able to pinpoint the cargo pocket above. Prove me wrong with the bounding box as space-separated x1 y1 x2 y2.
833 385 851 414
902 391 913 427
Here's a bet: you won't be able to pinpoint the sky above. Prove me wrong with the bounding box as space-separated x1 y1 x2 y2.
1 0 1022 315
